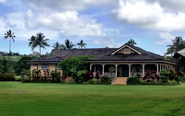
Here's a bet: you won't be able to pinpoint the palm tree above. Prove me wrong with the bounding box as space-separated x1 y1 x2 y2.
167 36 185 55
61 39 75 49
52 42 62 49
127 38 136 45
28 33 50 55
4 30 16 57
77 40 87 49
28 35 37 51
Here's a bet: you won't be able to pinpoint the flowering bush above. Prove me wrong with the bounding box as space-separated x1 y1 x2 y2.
143 71 160 82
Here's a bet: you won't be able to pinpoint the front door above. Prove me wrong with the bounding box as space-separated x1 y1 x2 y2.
122 65 129 77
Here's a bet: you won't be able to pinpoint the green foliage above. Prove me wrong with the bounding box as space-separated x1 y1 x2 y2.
0 59 9 73
140 80 158 85
14 76 21 81
127 77 140 85
58 55 93 74
77 40 87 49
50 70 61 82
14 56 37 76
101 76 111 84
109 67 115 76
127 38 137 45
0 73 15 81
88 78 99 84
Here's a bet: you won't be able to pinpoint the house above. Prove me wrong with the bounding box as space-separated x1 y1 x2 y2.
173 48 185 71
28 44 176 85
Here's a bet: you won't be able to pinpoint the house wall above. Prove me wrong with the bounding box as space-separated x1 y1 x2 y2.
30 64 63 77
117 47 136 54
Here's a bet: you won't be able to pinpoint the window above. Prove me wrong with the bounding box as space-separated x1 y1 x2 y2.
42 65 48 70
56 65 60 70
124 48 130 54
34 65 38 69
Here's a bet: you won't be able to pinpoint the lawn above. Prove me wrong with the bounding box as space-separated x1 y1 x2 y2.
0 82 185 116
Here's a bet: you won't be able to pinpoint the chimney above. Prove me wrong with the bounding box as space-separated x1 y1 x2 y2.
164 53 167 59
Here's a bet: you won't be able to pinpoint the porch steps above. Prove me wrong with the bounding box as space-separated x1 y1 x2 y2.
111 77 128 85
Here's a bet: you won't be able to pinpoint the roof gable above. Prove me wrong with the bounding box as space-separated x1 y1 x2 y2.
110 44 142 55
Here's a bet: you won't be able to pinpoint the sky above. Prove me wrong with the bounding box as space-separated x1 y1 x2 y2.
0 0 185 55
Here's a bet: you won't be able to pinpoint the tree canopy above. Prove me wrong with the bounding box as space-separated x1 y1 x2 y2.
58 55 93 74
4 30 16 58
127 39 136 45
60 39 76 49
52 42 62 49
77 40 87 49
28 33 50 55
167 36 185 55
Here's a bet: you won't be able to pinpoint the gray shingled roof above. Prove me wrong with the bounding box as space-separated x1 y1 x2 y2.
28 44 174 63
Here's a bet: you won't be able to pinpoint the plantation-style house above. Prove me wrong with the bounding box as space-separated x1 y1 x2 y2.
28 44 176 85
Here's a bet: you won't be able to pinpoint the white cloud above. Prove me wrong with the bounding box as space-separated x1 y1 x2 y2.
94 37 122 48
0 0 6 3
22 0 113 11
25 10 104 37
154 32 175 45
113 0 185 32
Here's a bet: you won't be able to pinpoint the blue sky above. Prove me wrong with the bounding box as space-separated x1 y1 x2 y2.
0 0 185 55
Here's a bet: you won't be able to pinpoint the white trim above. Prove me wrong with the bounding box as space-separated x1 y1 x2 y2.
111 45 142 55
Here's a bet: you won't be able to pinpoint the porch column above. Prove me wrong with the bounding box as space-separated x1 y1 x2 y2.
115 64 118 77
129 64 131 77
142 64 145 77
102 64 105 76
90 64 92 71
156 64 159 75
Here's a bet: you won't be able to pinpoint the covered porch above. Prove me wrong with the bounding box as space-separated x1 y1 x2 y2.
90 63 176 78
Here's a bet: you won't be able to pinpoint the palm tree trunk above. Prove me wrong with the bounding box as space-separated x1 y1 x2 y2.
9 38 11 60
39 46 41 55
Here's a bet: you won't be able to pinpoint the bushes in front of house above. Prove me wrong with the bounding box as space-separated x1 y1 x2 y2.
127 76 141 85
0 73 15 81
127 69 185 85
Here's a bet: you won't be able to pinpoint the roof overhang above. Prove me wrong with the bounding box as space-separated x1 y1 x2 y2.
86 60 176 65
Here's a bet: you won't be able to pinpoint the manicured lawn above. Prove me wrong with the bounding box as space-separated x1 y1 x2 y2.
0 82 185 116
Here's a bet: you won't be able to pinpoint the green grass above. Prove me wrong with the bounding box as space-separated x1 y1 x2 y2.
0 82 185 116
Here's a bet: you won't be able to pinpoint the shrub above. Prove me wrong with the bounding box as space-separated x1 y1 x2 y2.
69 79 76 84
0 73 15 81
14 76 21 81
140 80 158 85
101 76 111 84
88 78 99 84
50 70 61 82
127 77 140 85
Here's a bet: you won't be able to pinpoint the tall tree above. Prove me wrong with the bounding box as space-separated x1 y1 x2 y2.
52 42 62 49
61 39 75 49
28 33 50 55
127 38 136 45
28 35 37 51
167 36 185 55
4 30 16 57
77 40 87 49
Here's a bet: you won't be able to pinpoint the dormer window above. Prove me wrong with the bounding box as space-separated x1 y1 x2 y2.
124 49 130 54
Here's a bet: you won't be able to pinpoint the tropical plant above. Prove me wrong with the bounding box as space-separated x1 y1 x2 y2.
28 33 50 55
127 38 136 46
4 30 16 58
109 67 115 76
28 36 37 52
77 40 87 49
167 36 185 55
60 39 76 49
52 42 62 49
